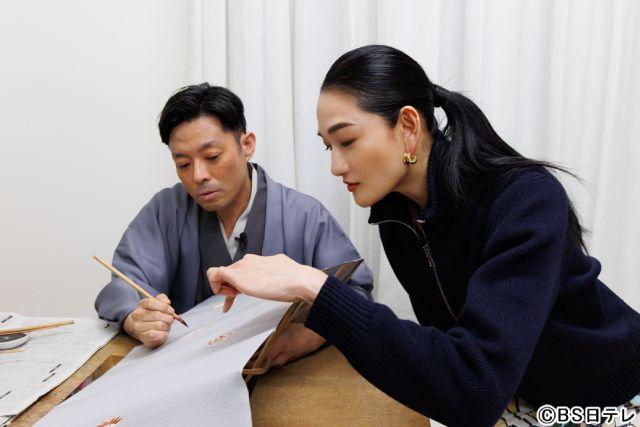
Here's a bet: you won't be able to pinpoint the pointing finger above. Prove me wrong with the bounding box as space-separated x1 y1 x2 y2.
223 296 236 313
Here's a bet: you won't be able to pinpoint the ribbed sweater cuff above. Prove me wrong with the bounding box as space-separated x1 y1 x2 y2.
305 275 376 351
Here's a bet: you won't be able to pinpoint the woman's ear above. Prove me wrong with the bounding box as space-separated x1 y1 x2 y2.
397 106 422 155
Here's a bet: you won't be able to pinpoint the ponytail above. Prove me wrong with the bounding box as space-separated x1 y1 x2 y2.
322 45 588 252
430 84 587 250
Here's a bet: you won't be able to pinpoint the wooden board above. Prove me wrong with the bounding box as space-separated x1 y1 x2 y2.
251 345 429 426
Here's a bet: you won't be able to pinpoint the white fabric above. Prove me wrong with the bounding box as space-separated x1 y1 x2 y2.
217 164 258 259
192 0 640 314
36 295 290 427
0 313 116 417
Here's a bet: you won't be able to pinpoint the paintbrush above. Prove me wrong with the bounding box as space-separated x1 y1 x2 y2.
93 256 188 327
0 320 74 336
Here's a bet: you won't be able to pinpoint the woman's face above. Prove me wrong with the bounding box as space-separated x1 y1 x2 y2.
316 90 408 207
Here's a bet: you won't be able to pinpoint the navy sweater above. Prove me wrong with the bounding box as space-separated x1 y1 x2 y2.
305 140 640 426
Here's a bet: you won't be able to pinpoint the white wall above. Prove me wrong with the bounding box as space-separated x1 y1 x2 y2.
0 1 190 316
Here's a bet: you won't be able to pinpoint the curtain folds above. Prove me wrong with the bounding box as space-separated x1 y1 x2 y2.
191 0 640 313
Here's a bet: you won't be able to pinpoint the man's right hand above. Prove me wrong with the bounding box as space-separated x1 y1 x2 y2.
123 293 175 349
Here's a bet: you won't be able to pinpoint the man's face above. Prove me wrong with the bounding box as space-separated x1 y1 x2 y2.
168 115 255 212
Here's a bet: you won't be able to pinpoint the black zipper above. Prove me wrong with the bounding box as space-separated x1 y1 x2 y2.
371 216 459 322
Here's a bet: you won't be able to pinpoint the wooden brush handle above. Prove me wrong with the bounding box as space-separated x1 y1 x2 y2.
93 256 187 325
0 320 74 336
93 256 153 299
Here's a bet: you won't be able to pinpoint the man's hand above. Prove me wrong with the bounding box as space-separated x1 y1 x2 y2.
123 293 175 349
266 323 326 368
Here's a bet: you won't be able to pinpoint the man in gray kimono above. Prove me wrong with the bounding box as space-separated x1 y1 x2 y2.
95 83 373 366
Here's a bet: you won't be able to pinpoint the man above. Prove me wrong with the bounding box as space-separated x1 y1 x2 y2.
95 83 373 366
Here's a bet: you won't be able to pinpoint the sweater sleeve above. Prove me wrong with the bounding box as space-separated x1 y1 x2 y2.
305 174 569 427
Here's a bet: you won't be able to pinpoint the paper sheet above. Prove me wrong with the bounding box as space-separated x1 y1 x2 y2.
35 295 290 427
0 313 116 418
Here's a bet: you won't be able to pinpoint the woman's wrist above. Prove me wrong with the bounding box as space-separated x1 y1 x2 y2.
299 268 328 303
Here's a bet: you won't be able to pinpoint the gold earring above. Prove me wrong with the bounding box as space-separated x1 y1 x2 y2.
403 152 417 164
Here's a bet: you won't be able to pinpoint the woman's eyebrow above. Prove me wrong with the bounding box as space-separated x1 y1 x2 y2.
317 122 355 137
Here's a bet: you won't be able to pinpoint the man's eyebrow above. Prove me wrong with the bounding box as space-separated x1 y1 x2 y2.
198 140 221 152
317 122 354 137
171 140 220 158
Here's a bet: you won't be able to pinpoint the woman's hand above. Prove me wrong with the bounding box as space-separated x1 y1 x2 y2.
207 254 328 312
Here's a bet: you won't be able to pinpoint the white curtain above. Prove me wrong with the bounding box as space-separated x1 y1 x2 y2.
188 0 640 314
0 0 637 319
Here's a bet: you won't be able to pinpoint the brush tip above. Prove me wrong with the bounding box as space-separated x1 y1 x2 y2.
177 317 189 327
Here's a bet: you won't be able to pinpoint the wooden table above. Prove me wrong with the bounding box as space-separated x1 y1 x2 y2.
12 334 429 426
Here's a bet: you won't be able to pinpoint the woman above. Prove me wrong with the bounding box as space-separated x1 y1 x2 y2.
207 45 640 426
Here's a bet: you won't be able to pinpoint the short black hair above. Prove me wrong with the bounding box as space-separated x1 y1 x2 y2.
158 83 247 144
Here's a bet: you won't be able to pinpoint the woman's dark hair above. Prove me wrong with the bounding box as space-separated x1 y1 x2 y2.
321 44 587 251
158 83 246 144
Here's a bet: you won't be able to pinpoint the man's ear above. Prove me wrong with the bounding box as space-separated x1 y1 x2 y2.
396 106 422 156
240 132 256 160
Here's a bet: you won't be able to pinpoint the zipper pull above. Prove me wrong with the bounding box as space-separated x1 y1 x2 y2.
422 244 435 267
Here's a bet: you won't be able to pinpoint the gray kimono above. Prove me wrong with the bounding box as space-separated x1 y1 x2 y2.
95 164 374 329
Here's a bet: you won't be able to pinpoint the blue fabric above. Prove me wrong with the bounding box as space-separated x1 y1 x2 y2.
95 164 373 329
305 140 640 427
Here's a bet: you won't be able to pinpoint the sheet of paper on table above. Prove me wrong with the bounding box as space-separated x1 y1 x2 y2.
0 313 116 419
35 295 291 427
